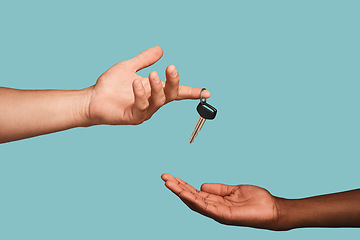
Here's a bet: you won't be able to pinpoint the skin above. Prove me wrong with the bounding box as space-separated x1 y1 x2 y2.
0 46 210 143
161 173 360 231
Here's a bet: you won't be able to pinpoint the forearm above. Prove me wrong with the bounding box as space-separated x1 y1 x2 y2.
275 189 360 230
0 87 92 143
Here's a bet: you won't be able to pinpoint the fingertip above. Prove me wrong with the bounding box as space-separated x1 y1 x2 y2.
166 64 176 72
165 180 177 190
166 64 178 78
149 71 160 84
152 46 163 56
200 183 209 191
128 46 163 72
162 173 178 183
133 79 143 90
164 181 172 191
149 71 157 78
161 173 170 181
148 46 163 60
203 90 211 98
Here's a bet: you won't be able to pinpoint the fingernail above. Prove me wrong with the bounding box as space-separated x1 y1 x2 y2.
152 73 160 83
134 80 142 90
171 68 178 77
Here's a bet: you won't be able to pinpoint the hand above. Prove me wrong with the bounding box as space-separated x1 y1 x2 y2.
86 46 210 125
161 173 280 230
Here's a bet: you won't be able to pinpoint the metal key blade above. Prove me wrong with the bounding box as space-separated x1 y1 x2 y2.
189 117 206 143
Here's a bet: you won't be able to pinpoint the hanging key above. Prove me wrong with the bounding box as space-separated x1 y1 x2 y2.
189 88 217 143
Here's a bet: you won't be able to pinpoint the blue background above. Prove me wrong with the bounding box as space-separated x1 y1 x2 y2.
1 0 359 239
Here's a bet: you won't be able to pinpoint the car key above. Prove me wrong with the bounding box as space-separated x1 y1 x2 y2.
189 88 217 143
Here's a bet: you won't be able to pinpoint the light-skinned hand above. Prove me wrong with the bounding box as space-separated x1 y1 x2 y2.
87 46 210 125
0 46 211 143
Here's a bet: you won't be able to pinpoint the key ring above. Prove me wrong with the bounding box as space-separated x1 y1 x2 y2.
200 88 207 104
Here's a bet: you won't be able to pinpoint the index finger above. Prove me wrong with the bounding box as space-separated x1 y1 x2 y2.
176 86 211 100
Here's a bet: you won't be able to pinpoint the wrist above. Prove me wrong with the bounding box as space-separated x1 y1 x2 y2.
273 197 300 231
77 86 95 127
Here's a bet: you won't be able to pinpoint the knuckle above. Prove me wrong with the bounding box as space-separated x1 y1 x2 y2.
141 102 150 110
141 88 148 96
132 118 145 125
137 101 149 111
155 96 166 106
137 90 146 98
151 91 166 106
160 96 166 105
168 80 179 88
165 95 176 103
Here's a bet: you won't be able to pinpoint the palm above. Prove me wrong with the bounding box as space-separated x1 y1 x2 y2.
162 174 279 229
89 63 148 124
201 185 277 227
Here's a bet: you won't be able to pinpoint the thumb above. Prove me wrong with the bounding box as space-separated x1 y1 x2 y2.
126 46 163 72
200 183 236 196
